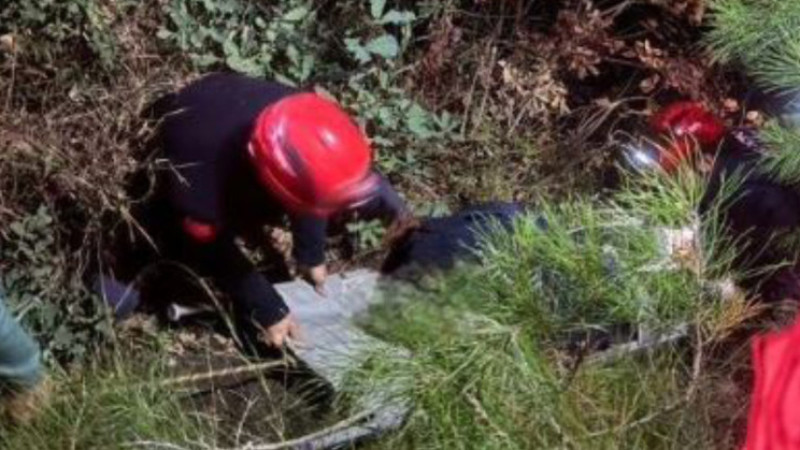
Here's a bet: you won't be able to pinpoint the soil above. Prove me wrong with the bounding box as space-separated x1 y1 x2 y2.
120 314 343 447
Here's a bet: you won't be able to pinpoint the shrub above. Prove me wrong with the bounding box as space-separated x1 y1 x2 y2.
345 170 755 449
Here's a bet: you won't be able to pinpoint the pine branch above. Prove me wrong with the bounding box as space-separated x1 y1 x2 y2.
707 0 800 90
759 121 800 184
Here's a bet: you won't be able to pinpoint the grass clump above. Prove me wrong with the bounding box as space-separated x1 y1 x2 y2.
707 0 800 91
0 346 213 450
758 121 800 185
345 170 754 449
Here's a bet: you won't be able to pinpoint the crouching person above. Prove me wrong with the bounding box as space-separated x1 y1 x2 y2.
0 295 47 424
113 73 408 354
620 101 800 300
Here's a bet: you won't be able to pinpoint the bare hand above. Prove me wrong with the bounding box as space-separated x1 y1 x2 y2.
262 314 300 349
301 264 328 297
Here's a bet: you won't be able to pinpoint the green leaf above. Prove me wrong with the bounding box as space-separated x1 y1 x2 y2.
222 36 239 57
380 10 416 25
274 73 297 87
191 53 220 67
365 34 399 59
378 70 389 89
300 54 315 81
226 54 263 76
9 222 26 237
33 208 52 228
286 44 300 64
200 0 218 13
372 135 395 147
216 0 239 14
156 28 172 40
406 104 434 138
377 106 399 128
345 38 372 63
52 325 73 349
370 0 387 20
283 6 309 22
190 30 206 48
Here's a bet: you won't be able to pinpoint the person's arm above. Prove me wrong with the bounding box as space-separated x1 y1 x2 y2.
290 215 328 268
187 228 289 328
289 214 329 294
350 172 410 224
0 297 42 391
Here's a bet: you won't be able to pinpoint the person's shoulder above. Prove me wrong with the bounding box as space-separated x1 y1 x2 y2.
714 127 763 171
180 72 297 95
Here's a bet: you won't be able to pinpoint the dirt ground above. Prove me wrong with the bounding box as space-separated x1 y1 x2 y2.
120 314 342 447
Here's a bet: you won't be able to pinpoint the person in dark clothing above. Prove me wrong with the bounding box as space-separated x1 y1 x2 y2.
701 128 800 299
122 73 408 349
380 202 530 278
622 101 800 300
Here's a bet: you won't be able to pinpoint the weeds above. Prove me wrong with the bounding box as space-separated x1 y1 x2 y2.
0 206 109 363
0 0 788 447
759 121 800 185
157 0 317 83
345 170 756 449
0 346 212 450
707 0 800 91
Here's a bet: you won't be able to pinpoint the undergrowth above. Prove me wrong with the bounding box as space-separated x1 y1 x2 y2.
0 0 738 359
0 0 795 447
0 344 212 450
344 169 757 449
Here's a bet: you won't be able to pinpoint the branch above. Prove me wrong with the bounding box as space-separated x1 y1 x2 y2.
225 407 380 450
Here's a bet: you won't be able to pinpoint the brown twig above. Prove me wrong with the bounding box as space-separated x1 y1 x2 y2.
223 407 380 450
156 360 290 389
587 324 706 439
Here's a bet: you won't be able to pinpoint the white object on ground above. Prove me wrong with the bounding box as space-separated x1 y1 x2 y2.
166 302 215 322
275 269 411 450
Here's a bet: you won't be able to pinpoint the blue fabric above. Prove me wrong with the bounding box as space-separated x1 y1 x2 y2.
381 202 532 276
0 296 42 390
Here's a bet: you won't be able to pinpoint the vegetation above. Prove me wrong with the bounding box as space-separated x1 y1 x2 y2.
345 168 757 449
2 0 800 448
0 344 213 450
707 0 800 91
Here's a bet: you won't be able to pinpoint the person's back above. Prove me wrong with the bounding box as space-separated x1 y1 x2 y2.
159 73 298 229
700 128 800 300
381 202 528 279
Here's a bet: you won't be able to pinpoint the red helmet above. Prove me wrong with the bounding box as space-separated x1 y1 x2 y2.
650 101 726 150
249 93 378 217
622 102 727 174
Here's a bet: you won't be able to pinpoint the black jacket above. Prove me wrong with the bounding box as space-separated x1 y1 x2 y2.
701 128 800 297
156 73 406 327
381 202 528 277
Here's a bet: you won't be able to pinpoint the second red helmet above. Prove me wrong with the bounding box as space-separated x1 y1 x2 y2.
650 101 726 150
249 93 378 217
622 101 727 174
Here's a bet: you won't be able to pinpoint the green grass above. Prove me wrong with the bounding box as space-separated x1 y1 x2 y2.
759 122 800 185
707 0 800 91
0 346 213 450
343 170 755 449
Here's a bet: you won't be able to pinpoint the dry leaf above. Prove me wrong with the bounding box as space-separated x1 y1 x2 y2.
746 110 765 127
640 74 661 94
723 98 740 113
0 34 16 53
